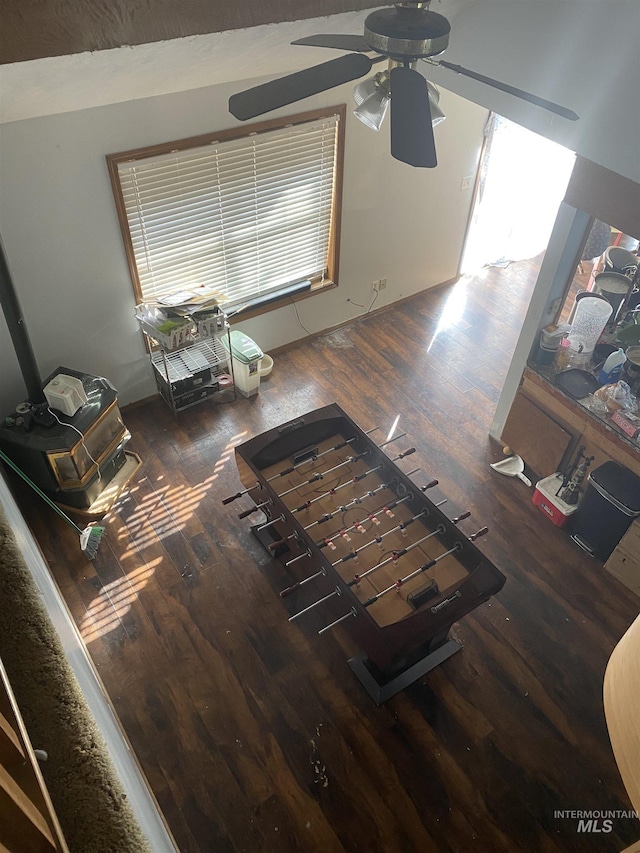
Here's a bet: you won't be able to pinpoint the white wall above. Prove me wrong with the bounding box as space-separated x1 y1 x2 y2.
1 1 639 412
425 0 640 184
0 79 488 411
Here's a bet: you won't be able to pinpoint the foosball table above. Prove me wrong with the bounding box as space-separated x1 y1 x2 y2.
224 403 506 703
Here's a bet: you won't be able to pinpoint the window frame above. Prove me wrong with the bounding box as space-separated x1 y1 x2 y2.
106 105 346 321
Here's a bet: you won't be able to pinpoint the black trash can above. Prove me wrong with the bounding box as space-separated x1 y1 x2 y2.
571 461 640 559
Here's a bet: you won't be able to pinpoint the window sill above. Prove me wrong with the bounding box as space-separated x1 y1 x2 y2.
227 280 337 324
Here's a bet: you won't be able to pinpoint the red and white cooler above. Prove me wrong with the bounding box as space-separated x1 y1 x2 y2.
532 473 579 527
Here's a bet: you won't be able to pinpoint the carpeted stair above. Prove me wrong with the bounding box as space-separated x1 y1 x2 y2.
0 505 153 853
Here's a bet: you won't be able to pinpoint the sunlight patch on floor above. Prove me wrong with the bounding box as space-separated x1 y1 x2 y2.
385 414 401 443
80 431 250 641
116 431 248 554
115 474 217 555
427 280 468 352
79 558 162 643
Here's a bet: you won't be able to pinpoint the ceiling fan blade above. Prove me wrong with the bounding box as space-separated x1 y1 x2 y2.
292 34 371 53
435 59 579 121
229 54 373 121
390 66 437 168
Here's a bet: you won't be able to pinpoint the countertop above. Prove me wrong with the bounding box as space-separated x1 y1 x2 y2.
524 361 640 460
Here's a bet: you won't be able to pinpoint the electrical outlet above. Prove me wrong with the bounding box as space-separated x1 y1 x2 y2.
460 175 473 191
372 280 379 292
379 277 387 291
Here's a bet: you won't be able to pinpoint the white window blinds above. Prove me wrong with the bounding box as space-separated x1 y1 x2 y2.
116 114 341 307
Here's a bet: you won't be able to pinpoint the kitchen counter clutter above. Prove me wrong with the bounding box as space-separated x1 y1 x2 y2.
502 363 640 573
523 259 640 472
526 360 640 462
501 362 640 507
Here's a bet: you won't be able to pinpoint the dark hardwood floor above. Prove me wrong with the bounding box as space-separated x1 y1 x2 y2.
19 258 640 852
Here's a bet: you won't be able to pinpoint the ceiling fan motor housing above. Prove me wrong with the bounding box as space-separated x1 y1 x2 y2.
364 5 451 61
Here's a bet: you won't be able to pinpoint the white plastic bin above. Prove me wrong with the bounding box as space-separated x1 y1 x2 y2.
222 330 264 397
570 296 612 354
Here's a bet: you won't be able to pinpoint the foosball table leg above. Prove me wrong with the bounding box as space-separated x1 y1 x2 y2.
347 635 462 705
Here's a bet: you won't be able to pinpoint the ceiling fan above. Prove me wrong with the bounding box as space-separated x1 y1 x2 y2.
228 1 578 168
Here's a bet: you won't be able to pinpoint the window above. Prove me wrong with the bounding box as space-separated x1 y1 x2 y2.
107 106 345 314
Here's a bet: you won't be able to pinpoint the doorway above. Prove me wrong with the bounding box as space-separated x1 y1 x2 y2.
461 114 576 275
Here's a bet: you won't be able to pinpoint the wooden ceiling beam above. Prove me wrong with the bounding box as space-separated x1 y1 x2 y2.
0 0 381 65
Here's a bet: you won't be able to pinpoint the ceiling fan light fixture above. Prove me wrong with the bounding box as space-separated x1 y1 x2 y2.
354 93 390 131
353 77 378 106
429 101 445 126
353 74 391 131
427 81 446 126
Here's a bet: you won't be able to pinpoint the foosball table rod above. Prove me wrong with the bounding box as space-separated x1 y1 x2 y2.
318 607 359 635
266 436 359 482
347 526 445 588
222 481 262 505
332 510 429 564
223 441 359 504
269 479 396 555
259 467 432 552
337 511 470 566
288 586 342 621
274 431 412 499
221 426 384 503
237 499 272 520
315 477 439 544
280 567 327 598
316 527 489 635
360 526 486 608
291 448 416 515
255 513 286 532
278 501 454 598
268 429 405 486
284 548 313 567
303 469 423 533
276 451 371 499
